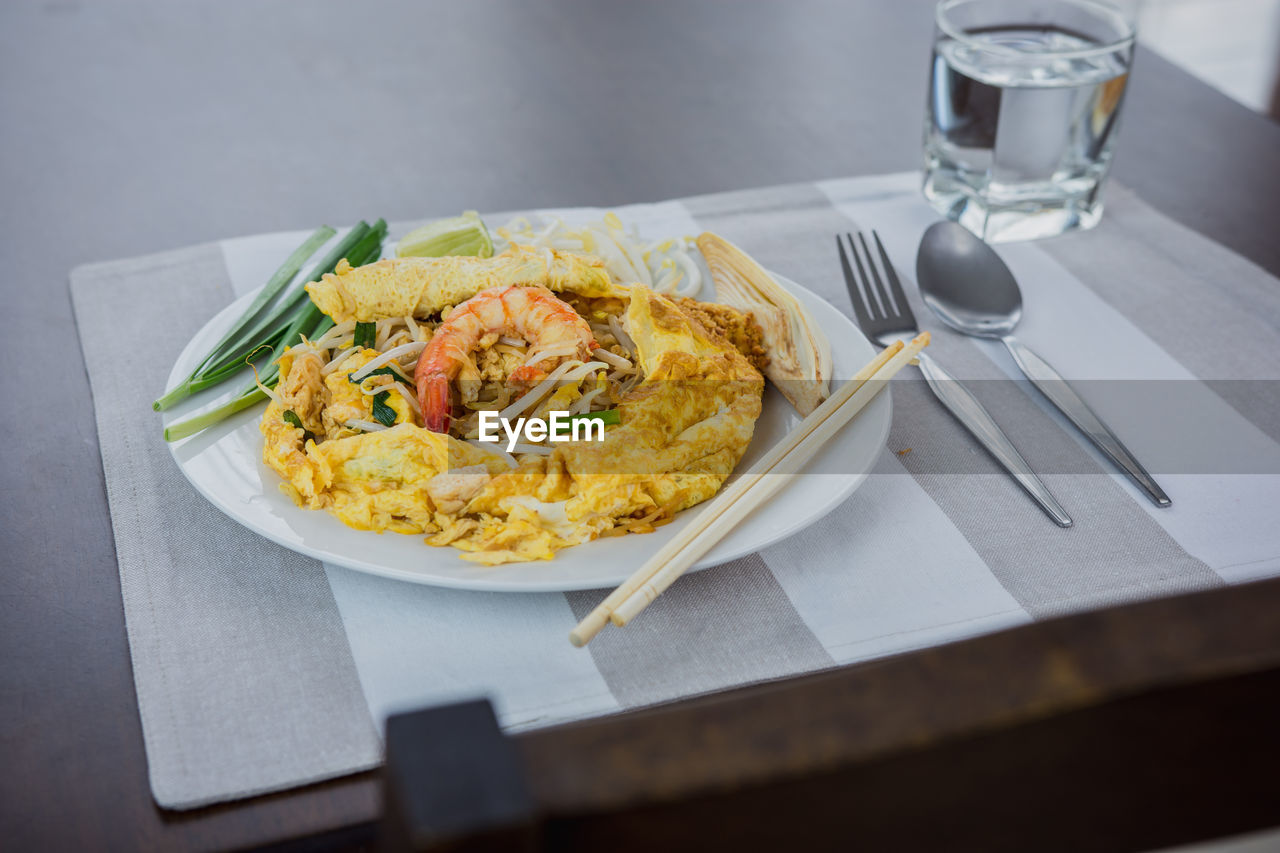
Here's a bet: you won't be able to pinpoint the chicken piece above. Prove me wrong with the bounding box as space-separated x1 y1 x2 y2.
426 465 492 515
672 296 770 373
275 349 327 435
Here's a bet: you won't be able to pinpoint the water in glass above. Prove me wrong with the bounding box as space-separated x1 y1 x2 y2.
923 2 1134 242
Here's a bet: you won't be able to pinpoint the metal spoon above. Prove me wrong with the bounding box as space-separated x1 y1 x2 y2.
916 221 1171 508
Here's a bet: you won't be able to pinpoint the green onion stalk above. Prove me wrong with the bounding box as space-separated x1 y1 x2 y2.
163 220 387 441
152 225 336 411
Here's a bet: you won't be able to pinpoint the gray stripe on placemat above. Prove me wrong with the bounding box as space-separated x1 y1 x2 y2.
689 182 1222 618
1038 184 1280 446
564 554 835 708
70 244 381 810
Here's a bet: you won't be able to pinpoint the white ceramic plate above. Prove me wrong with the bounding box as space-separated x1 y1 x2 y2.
165 273 889 592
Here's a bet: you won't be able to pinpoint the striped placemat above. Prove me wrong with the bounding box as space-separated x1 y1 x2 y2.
71 172 1280 809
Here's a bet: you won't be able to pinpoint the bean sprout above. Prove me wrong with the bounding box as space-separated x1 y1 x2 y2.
404 316 422 342
375 318 400 350
321 346 362 376
592 348 632 370
494 213 701 298
314 320 356 348
345 419 388 432
524 343 578 368
466 440 518 468
608 314 635 353
350 341 429 381
253 369 284 405
570 387 606 414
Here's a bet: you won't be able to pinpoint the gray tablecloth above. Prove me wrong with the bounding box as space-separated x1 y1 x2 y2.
71 172 1280 809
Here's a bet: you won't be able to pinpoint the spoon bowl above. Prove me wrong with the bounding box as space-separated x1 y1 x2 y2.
916 221 1021 338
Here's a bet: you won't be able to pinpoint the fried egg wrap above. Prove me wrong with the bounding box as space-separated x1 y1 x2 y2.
306 244 616 324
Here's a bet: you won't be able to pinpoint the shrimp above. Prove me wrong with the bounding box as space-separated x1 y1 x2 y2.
415 285 596 433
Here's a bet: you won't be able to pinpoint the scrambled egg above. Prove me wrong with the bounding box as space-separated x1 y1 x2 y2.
261 286 763 565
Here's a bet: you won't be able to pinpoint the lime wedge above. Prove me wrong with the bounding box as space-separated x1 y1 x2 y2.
396 210 493 258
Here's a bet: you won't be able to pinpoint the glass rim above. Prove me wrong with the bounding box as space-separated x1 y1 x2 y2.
935 0 1136 59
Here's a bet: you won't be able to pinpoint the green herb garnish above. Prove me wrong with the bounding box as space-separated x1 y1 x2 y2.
552 408 621 433
348 366 410 385
371 392 398 427
282 409 316 443
354 322 376 349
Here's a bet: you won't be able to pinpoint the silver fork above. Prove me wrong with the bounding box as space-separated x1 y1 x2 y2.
838 231 1073 528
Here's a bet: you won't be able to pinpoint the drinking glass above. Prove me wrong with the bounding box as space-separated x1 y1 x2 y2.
922 0 1137 242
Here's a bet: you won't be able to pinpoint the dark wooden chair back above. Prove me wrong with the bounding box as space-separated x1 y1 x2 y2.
382 579 1280 852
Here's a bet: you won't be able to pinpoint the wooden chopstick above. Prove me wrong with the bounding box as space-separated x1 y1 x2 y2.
569 333 928 647
568 340 904 647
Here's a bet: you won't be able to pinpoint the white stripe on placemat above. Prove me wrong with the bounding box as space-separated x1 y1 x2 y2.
323 566 620 731
759 450 1030 665
1037 185 1280 584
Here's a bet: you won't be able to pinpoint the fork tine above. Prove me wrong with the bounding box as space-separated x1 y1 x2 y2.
850 232 887 319
871 230 909 319
836 233 877 329
855 232 892 320
845 232 878 319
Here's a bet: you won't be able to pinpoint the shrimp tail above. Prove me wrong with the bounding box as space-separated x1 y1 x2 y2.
421 373 452 434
